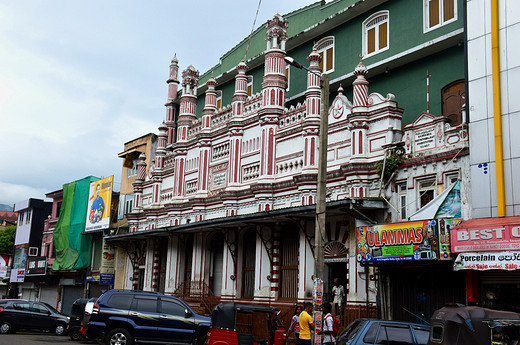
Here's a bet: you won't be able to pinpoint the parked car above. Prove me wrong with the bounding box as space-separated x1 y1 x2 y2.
336 318 430 345
428 305 520 345
0 299 70 335
86 290 211 345
207 302 287 345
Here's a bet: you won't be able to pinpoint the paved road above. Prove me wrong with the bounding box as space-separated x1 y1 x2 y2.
0 331 97 345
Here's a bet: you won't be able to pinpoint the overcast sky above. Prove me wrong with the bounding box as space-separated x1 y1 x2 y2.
0 0 317 207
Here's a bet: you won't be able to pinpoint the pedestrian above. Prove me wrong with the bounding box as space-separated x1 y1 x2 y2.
297 302 314 345
288 305 302 340
320 302 336 345
331 278 345 316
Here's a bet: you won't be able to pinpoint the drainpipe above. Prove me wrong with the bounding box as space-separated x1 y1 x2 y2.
491 0 506 217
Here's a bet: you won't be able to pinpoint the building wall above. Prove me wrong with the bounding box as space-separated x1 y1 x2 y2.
468 0 520 217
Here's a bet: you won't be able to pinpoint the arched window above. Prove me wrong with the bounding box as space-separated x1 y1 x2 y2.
363 11 389 57
442 80 465 126
314 36 334 74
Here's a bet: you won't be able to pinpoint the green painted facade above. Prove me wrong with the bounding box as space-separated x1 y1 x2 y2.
194 0 465 124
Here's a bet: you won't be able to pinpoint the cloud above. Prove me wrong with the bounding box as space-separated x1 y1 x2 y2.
0 182 50 206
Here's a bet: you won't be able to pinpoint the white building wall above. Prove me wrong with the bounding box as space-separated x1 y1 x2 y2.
468 0 520 217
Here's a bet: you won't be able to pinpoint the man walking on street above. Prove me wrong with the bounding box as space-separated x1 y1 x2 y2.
320 303 336 345
298 302 314 345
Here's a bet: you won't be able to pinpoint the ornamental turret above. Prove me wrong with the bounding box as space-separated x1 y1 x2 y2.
177 65 199 142
165 54 179 146
201 76 217 132
259 14 288 179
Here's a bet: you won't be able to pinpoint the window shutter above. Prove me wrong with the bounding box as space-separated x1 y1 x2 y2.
319 51 324 72
443 0 455 21
379 22 387 50
429 0 440 27
326 47 333 71
368 28 376 54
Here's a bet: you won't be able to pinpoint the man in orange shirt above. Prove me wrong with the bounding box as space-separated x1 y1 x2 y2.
298 302 314 345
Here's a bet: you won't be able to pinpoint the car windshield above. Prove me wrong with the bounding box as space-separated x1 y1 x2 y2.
41 302 60 314
342 319 365 340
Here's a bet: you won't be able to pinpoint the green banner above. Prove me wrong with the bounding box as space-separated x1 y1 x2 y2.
382 245 414 257
52 176 98 270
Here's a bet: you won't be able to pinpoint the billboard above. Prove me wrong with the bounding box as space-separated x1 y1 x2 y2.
9 245 27 283
85 176 113 232
357 219 461 263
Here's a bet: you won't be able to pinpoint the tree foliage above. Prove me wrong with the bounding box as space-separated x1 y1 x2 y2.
0 225 16 254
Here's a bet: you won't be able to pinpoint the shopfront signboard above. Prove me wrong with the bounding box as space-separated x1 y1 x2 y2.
25 256 47 276
454 251 520 271
451 223 520 253
357 219 461 263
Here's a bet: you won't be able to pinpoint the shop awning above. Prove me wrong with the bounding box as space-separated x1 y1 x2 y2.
408 180 461 221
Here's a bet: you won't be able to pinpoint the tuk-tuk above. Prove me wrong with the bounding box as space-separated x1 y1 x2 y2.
67 298 95 341
207 303 287 345
428 305 520 345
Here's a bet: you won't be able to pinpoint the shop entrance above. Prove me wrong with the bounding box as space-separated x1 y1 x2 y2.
385 262 466 323
480 271 520 312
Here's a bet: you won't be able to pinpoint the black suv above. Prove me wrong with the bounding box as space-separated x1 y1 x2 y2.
0 299 70 335
86 290 210 345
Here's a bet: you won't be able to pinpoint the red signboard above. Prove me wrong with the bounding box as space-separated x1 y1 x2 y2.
451 217 520 253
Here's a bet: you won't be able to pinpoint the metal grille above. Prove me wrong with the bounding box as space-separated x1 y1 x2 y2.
280 230 299 299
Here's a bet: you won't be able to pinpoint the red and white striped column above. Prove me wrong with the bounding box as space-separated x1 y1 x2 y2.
352 62 369 107
270 229 280 298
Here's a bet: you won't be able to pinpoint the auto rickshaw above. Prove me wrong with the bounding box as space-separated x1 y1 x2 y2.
427 305 520 345
67 298 95 341
207 303 287 345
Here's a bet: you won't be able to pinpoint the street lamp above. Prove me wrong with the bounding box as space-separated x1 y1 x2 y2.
284 55 330 295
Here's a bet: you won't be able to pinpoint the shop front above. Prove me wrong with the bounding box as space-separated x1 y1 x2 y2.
358 218 466 322
451 216 520 312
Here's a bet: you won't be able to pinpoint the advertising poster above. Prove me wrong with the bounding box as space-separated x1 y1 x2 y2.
9 246 27 283
100 238 115 274
438 219 462 260
85 176 113 232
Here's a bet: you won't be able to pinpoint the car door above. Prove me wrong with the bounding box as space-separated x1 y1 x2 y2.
30 302 54 331
9 301 33 330
129 295 159 341
157 297 196 343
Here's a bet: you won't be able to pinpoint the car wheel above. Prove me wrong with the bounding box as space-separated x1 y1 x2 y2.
197 334 207 345
106 328 133 345
69 329 82 341
54 323 66 336
0 322 12 334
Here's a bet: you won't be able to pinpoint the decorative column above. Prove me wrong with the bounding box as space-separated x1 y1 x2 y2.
302 49 322 173
166 54 180 146
151 123 167 206
227 62 248 187
151 242 160 291
197 77 217 196
351 62 369 159
133 153 147 212
259 14 288 180
173 66 199 200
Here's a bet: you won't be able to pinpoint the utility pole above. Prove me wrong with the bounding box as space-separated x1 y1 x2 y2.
315 73 329 284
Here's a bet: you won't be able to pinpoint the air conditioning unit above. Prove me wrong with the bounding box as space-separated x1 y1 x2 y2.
28 247 38 256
